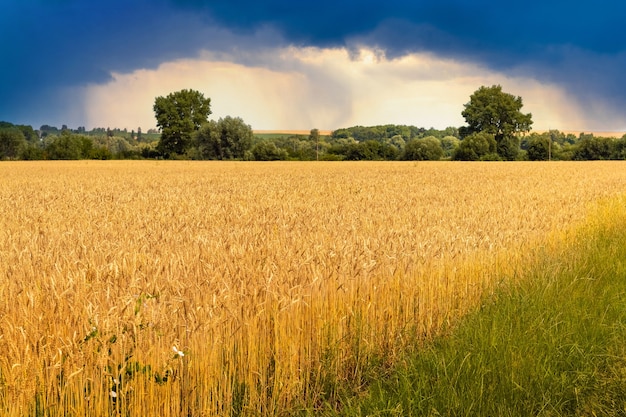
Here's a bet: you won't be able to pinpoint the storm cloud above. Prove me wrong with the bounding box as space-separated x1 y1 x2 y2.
2 0 625 130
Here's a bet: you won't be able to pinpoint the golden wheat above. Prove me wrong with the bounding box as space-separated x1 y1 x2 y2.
0 160 625 415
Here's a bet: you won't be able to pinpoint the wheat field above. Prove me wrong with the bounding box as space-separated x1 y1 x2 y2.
0 161 625 415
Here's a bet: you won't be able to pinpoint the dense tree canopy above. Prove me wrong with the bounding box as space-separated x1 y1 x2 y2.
0 127 26 160
402 137 444 160
453 132 497 161
460 85 532 160
154 89 211 156
573 136 616 160
526 135 550 161
251 140 288 160
3 108 626 162
195 116 253 160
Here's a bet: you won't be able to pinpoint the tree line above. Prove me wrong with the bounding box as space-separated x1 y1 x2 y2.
2 86 626 161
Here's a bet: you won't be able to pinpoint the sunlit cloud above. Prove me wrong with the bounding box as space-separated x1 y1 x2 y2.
4 1 626 132
84 46 592 132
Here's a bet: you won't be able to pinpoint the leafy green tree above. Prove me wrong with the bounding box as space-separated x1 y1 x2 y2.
440 136 460 158
45 131 94 159
386 135 406 153
0 127 27 159
614 135 626 160
39 125 60 137
331 125 458 144
282 135 317 160
497 135 521 160
460 85 532 159
16 124 38 143
21 144 45 160
154 89 211 157
105 137 134 158
360 140 385 160
527 135 550 161
334 140 398 160
402 136 443 160
195 120 219 159
441 126 460 138
251 141 288 160
309 128 320 160
573 136 615 160
453 132 497 161
195 116 253 160
556 143 575 161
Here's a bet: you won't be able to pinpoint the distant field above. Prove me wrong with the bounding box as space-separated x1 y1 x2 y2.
1 161 625 415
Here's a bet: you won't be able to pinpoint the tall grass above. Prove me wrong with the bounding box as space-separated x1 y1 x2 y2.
0 161 625 415
348 196 626 416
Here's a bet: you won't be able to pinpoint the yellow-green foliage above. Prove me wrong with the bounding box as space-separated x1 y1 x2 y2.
0 161 624 416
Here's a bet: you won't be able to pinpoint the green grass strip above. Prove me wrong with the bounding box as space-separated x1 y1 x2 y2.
336 197 626 416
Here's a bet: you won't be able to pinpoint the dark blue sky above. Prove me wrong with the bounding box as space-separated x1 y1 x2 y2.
2 0 626 130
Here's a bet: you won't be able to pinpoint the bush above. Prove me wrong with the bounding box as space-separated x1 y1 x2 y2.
573 136 615 160
251 141 288 161
0 127 26 159
453 132 497 161
527 136 550 161
402 136 444 161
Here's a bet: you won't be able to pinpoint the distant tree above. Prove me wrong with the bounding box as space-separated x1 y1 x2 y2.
39 125 60 137
195 120 218 159
527 135 550 161
440 136 460 158
359 140 385 160
331 140 398 160
310 128 320 161
195 116 253 160
137 127 142 141
21 144 45 160
281 135 317 160
460 85 532 160
383 124 412 140
573 136 615 160
45 131 94 159
386 135 406 153
402 136 443 160
0 121 38 147
453 132 497 161
102 137 133 158
251 141 288 160
331 125 457 143
154 89 212 157
15 124 38 142
497 135 521 160
614 135 626 160
556 143 575 161
441 126 460 138
0 127 27 159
